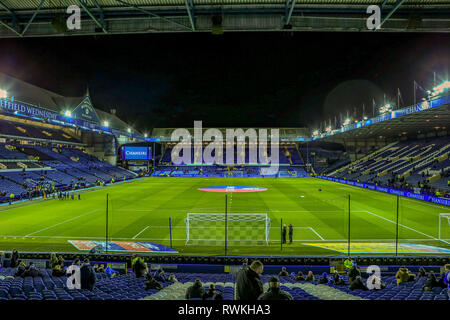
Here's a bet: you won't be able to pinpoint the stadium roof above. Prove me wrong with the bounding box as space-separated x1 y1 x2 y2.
314 94 450 142
0 0 449 37
0 72 140 135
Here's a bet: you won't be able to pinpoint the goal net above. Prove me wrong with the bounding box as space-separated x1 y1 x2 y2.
185 213 271 246
438 213 450 245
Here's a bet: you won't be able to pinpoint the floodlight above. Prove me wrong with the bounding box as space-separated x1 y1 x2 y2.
0 89 7 98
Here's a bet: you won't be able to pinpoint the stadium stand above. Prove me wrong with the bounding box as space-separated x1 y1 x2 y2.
327 136 450 196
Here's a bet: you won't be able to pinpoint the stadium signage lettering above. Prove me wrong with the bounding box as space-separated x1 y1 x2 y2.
170 121 280 174
317 176 450 207
0 100 58 120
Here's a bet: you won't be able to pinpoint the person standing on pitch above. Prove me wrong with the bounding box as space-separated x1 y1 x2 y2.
288 224 293 244
282 224 287 244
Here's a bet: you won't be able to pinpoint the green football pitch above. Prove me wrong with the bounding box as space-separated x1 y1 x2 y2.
0 177 449 256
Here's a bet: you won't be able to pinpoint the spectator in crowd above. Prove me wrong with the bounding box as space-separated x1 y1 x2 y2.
332 271 341 283
145 275 163 291
444 264 450 296
296 271 305 281
344 256 353 270
423 272 440 292
156 269 167 282
347 264 361 283
242 258 249 269
203 284 216 300
22 262 42 277
213 292 223 300
105 265 117 278
319 272 329 284
349 276 368 291
305 271 315 282
80 259 96 290
418 267 427 278
0 251 4 267
167 274 177 283
94 264 105 273
278 267 289 277
396 267 415 285
52 264 66 277
57 255 65 268
335 276 346 286
236 260 264 300
10 249 19 268
258 276 293 300
15 260 26 277
50 253 58 269
132 257 148 278
185 278 205 299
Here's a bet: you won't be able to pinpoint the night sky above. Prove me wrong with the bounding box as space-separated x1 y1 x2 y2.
0 32 448 132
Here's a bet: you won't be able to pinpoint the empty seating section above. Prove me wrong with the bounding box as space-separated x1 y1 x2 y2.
1 266 447 301
159 146 303 166
0 144 136 198
0 120 78 143
329 136 450 193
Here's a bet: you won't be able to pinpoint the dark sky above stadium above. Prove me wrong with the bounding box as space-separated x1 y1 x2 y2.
0 32 449 132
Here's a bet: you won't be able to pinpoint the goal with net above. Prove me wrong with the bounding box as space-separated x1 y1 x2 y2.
438 213 450 245
185 213 271 246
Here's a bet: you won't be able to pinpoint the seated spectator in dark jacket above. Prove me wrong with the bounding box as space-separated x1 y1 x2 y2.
10 249 19 268
349 276 368 291
132 257 148 278
278 267 289 277
80 259 96 290
335 276 346 286
258 276 293 300
203 284 216 300
332 271 341 284
418 267 427 278
15 261 26 277
145 275 163 291
305 271 315 282
213 292 223 300
185 279 205 299
347 265 361 283
57 255 65 268
236 260 264 300
22 262 43 278
319 272 329 284
296 271 305 281
52 264 66 277
423 272 440 291
155 269 167 282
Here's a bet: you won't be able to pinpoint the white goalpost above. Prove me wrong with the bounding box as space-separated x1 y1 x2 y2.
185 213 271 246
438 213 450 245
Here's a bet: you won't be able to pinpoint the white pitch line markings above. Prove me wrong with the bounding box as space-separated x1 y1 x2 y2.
132 225 150 239
25 209 100 237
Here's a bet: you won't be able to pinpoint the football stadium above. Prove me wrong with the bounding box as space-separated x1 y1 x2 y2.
0 0 449 307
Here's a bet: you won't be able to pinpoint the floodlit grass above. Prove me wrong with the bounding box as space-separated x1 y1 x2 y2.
0 177 448 256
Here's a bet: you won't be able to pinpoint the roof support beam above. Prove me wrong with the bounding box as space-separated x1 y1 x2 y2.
0 0 20 36
184 0 195 31
284 0 297 26
113 0 192 31
77 0 108 34
379 0 405 29
21 0 46 37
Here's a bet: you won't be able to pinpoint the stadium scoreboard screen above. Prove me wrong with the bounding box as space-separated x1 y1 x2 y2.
120 146 152 160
